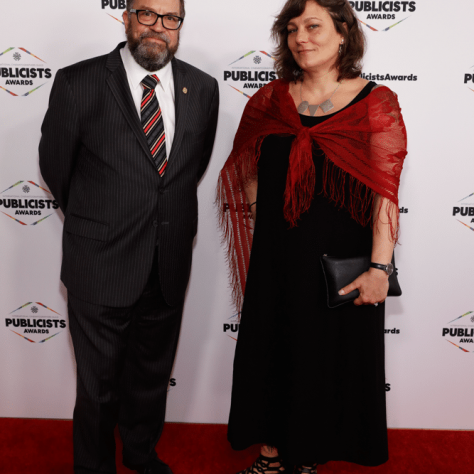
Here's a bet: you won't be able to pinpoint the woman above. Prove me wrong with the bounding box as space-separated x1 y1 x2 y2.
217 0 407 472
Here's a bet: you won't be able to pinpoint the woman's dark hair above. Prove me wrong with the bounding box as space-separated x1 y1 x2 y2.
271 0 365 82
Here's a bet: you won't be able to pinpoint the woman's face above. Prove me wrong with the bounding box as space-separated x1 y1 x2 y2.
287 1 344 75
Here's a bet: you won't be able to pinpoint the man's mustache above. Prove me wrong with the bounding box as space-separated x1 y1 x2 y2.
139 32 170 45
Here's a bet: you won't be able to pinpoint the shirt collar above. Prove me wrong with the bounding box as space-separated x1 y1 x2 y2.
120 44 173 92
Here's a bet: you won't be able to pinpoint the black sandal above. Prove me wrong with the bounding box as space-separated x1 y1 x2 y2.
237 454 286 474
293 465 317 474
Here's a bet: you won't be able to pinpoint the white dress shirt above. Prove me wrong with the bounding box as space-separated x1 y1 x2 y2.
120 45 175 158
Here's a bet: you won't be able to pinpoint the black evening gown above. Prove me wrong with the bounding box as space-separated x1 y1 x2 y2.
227 82 388 467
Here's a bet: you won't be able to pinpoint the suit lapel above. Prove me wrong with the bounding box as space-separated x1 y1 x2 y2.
166 58 188 177
106 43 156 168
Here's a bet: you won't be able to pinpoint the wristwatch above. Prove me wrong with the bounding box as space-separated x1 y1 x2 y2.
370 262 394 276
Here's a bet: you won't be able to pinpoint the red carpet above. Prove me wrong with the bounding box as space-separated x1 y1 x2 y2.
0 419 472 473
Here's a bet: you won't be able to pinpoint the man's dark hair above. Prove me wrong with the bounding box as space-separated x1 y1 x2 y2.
126 0 186 19
272 0 365 82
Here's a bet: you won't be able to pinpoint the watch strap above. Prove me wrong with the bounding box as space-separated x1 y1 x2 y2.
370 262 394 276
370 262 387 272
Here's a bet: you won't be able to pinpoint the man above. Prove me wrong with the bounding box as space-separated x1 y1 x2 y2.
39 0 219 473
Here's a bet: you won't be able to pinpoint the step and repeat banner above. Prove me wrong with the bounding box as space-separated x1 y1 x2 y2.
1 0 474 430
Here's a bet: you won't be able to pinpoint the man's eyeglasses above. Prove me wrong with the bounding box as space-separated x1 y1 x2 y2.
129 9 184 30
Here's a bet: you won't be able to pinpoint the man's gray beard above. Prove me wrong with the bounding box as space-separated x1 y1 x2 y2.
127 31 179 71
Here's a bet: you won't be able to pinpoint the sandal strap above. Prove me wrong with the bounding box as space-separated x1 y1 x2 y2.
239 454 285 474
259 454 283 464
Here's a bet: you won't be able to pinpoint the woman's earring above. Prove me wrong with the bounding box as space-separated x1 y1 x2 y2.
339 39 344 55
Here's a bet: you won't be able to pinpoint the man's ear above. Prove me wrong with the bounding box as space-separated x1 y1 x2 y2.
123 11 130 30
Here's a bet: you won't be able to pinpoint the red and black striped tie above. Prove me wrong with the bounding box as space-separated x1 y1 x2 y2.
140 74 167 176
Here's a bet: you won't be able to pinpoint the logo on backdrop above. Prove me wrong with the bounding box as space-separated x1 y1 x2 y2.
361 72 417 82
385 327 400 334
452 191 474 233
223 313 240 341
101 0 126 25
0 47 52 97
385 382 391 392
348 1 417 32
0 180 59 226
168 377 177 392
464 65 474 93
442 311 474 352
399 206 408 214
3 302 66 344
223 51 277 99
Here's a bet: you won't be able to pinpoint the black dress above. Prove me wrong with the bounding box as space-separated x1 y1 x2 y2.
228 82 388 467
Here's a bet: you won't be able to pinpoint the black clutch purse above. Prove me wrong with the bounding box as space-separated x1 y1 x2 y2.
320 254 401 308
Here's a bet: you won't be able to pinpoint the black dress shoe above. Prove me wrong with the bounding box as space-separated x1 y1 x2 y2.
134 458 173 474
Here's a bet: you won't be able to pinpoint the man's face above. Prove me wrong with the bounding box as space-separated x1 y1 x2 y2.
123 0 182 72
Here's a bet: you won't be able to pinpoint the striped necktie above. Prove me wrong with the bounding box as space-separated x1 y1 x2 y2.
140 74 167 176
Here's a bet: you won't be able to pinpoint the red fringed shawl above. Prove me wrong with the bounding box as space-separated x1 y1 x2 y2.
217 79 407 311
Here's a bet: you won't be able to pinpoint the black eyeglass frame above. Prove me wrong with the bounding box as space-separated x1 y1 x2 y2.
129 9 184 30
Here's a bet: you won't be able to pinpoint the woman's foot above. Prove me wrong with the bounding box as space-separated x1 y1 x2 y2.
237 454 285 474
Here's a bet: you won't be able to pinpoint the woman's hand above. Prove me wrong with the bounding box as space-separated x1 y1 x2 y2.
244 181 258 222
338 194 394 306
249 202 257 221
338 268 389 306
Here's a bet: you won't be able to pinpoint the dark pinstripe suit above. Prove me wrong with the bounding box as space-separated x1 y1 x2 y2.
39 42 219 474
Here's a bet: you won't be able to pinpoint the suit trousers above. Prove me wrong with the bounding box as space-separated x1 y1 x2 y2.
68 257 184 474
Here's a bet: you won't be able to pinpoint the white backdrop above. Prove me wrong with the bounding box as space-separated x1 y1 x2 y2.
1 0 474 430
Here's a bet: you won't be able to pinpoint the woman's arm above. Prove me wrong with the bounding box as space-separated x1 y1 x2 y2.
244 180 258 221
338 195 395 305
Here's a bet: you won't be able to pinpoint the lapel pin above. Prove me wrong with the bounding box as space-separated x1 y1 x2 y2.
182 87 188 94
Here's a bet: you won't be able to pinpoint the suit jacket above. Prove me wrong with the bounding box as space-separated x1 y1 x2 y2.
39 42 219 307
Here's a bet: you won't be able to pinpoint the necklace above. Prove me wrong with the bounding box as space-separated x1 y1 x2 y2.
297 80 343 116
